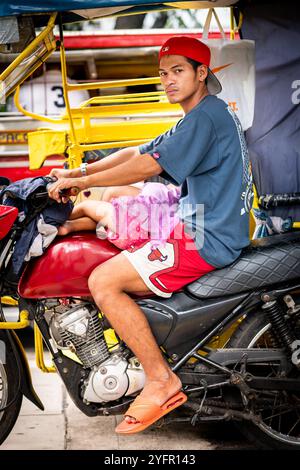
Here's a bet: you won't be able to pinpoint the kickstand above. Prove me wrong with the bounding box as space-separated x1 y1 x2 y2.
191 380 208 426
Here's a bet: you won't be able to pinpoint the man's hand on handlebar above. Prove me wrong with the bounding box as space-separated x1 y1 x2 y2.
48 177 85 203
49 168 73 180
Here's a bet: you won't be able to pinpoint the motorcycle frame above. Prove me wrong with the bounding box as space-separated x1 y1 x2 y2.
1 195 300 416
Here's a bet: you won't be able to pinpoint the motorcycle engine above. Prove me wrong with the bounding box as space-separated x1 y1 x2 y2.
49 303 110 368
47 301 145 403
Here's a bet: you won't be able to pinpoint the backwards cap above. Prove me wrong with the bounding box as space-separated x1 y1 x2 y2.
159 36 222 95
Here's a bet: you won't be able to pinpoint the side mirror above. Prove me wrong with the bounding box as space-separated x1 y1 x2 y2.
0 177 11 189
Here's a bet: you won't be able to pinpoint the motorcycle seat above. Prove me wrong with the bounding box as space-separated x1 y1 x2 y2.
186 231 300 299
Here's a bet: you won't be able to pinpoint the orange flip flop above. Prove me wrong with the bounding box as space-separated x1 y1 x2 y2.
115 391 187 434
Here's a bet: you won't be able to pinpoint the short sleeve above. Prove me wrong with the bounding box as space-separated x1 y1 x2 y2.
139 126 176 155
141 110 217 185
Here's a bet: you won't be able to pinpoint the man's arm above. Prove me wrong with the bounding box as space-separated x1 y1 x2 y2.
48 152 162 201
51 146 141 179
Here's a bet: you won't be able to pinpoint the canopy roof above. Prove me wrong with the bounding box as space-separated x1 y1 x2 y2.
0 1 238 24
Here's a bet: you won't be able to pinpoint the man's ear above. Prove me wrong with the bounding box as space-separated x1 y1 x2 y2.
198 64 208 83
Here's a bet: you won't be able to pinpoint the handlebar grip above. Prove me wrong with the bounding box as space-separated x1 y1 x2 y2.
59 186 80 197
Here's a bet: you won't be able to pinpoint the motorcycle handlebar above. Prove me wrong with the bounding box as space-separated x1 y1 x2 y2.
31 178 80 201
58 186 80 198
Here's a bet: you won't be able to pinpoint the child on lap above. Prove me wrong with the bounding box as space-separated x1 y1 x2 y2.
58 182 181 251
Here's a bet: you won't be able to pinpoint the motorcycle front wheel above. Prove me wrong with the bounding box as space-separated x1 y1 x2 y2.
228 312 300 450
0 331 23 445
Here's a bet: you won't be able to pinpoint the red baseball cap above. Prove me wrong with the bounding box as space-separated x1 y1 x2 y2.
159 36 222 95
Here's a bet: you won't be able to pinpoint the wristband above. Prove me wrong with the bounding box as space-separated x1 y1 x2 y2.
80 162 88 177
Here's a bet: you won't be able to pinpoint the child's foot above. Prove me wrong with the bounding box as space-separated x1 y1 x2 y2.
58 222 71 236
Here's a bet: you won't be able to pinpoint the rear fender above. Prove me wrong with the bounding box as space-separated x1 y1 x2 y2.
4 330 44 410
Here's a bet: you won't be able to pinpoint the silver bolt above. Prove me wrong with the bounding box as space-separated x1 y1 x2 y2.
261 294 271 303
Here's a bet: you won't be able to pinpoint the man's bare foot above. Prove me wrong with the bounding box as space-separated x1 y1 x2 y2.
125 371 182 424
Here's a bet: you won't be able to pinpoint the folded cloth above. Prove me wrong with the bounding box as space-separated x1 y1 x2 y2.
252 208 293 239
1 176 73 274
24 214 58 261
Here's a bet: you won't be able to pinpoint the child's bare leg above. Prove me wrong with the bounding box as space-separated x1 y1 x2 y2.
59 201 115 236
69 201 95 220
58 217 97 236
68 200 112 221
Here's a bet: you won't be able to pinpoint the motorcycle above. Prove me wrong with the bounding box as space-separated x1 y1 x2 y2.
1 183 300 449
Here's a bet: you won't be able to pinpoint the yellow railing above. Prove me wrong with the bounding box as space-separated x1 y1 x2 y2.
34 323 56 373
7 17 181 170
0 13 57 101
0 310 30 329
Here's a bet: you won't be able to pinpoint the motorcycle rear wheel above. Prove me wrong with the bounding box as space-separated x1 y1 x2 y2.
228 312 300 450
0 331 23 445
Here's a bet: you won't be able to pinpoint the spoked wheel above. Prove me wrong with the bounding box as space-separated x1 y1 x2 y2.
0 331 23 445
227 313 300 450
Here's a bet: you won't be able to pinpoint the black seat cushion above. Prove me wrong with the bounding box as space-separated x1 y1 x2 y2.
187 232 300 299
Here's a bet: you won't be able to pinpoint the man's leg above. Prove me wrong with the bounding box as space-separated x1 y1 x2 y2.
88 252 182 423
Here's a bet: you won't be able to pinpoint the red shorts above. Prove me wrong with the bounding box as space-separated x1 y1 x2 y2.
122 223 215 298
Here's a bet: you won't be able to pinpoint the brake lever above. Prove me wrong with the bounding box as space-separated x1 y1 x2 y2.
33 188 79 200
33 192 49 199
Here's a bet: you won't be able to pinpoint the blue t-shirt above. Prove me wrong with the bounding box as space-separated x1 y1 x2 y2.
139 95 253 268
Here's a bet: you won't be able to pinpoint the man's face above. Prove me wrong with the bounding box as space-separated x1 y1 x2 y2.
159 55 208 109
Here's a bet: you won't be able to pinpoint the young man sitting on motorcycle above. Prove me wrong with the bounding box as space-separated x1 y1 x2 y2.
48 36 253 434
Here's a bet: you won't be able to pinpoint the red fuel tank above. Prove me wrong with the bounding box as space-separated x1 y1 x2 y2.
18 232 120 298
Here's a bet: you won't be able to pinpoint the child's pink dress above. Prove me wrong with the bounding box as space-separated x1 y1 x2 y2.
96 183 181 250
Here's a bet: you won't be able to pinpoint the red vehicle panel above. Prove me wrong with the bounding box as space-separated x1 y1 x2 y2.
0 205 18 239
19 232 120 298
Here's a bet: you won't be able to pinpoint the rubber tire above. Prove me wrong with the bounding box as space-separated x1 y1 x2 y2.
0 331 23 445
227 313 300 450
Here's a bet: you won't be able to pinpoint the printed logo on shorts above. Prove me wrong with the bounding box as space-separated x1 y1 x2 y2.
148 247 168 262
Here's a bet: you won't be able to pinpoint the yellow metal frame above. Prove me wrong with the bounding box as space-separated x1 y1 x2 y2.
34 323 56 373
17 75 181 170
0 310 30 329
9 18 181 170
59 43 178 169
0 302 55 373
1 296 18 306
230 6 243 40
0 13 57 100
14 86 62 125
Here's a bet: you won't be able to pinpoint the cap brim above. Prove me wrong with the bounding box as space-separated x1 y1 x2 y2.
207 69 222 95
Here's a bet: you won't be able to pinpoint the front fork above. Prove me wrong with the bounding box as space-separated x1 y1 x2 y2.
1 329 44 410
0 301 49 409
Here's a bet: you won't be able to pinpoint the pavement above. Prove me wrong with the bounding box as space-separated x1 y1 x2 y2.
1 325 253 451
